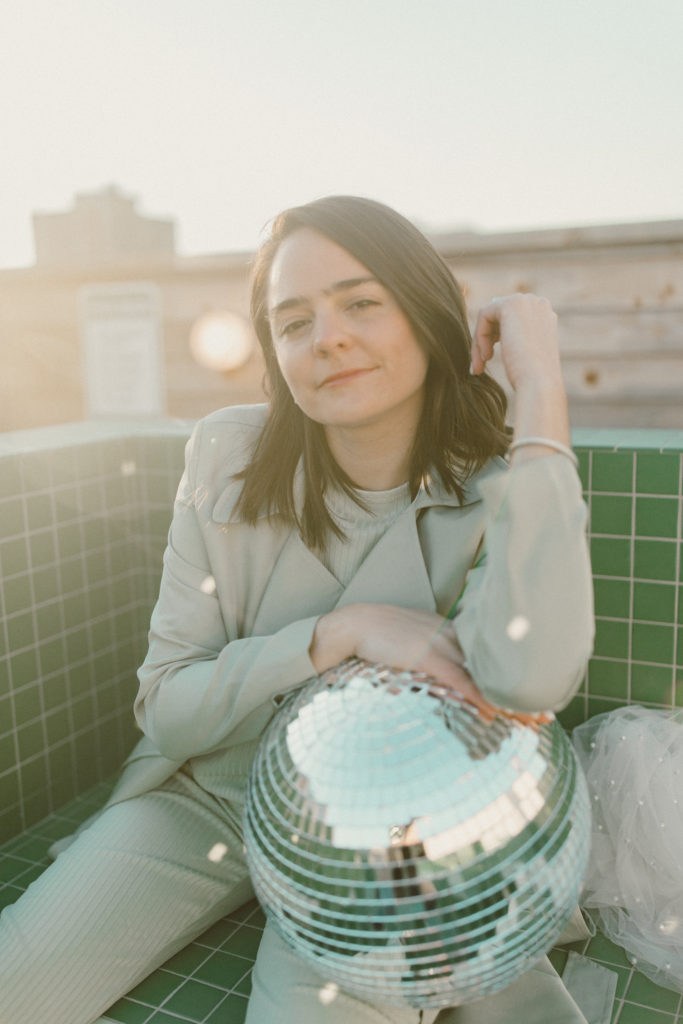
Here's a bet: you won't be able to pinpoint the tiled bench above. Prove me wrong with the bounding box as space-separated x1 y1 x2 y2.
2 422 682 1024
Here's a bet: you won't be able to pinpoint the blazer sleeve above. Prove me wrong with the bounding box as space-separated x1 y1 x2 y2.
452 455 594 713
134 423 320 762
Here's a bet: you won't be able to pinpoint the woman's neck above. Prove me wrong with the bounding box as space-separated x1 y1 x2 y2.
324 420 414 490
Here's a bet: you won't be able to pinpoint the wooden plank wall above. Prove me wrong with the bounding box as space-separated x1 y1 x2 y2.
439 221 683 428
1 220 681 432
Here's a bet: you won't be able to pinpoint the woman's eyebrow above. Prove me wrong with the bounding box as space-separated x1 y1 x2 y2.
269 277 378 317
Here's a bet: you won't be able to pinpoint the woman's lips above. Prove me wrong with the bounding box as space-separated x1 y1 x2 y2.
318 368 374 388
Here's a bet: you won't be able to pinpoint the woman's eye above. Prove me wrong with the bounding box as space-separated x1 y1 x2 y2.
280 319 309 337
348 299 378 312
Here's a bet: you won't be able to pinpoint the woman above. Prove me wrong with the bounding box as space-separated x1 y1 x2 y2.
0 196 594 1024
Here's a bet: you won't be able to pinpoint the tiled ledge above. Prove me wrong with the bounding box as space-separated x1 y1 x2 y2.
1 421 682 1023
569 432 683 730
0 417 192 455
0 421 192 838
1 421 682 840
572 427 683 452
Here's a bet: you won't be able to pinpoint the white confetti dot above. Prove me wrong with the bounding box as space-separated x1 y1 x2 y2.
506 615 530 641
208 843 228 863
200 575 217 595
318 982 339 1005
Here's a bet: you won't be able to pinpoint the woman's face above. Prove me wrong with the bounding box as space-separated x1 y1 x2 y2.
267 228 429 442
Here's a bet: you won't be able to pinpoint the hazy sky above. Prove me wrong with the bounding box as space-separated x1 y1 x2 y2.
1 0 681 267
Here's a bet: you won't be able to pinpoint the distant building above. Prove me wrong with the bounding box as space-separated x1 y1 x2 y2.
1 208 682 433
32 186 175 267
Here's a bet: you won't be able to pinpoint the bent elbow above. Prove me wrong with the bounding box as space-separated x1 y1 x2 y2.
133 675 191 762
470 627 593 714
134 701 194 761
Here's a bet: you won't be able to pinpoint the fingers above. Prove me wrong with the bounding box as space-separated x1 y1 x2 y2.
412 647 554 727
426 674 554 731
430 679 500 720
340 603 556 729
470 294 559 386
471 302 502 375
499 707 555 729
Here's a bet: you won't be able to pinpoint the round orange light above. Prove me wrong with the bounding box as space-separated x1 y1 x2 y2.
190 311 254 372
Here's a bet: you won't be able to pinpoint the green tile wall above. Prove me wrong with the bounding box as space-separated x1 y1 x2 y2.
561 433 683 731
0 424 190 841
2 424 683 842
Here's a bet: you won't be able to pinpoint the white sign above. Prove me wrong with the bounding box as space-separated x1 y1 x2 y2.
80 283 165 417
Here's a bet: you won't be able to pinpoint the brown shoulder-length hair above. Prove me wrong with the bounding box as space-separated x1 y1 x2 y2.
235 195 509 549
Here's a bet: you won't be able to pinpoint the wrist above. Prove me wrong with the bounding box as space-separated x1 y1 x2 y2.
508 436 578 469
512 379 570 446
513 375 566 405
310 605 361 674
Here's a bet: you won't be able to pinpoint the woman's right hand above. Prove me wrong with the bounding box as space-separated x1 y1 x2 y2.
310 603 552 725
470 293 563 395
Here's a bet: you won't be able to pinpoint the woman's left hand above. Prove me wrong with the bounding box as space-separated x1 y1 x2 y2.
310 603 553 728
470 293 563 394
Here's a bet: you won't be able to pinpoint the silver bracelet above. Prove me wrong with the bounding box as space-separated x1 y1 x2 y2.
508 436 579 469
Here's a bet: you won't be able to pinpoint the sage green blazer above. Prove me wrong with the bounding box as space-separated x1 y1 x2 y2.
105 403 593 812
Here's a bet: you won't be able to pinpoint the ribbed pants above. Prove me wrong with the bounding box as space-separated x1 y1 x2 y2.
0 769 587 1024
0 770 433 1024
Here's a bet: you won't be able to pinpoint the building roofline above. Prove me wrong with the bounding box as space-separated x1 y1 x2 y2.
2 217 683 279
432 218 683 257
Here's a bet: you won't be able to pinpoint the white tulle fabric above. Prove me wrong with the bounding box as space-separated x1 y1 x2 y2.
572 706 683 993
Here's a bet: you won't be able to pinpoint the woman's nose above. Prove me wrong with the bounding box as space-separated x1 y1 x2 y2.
312 308 351 353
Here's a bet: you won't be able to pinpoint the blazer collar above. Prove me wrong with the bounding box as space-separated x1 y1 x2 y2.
250 496 441 635
211 459 501 525
212 459 306 524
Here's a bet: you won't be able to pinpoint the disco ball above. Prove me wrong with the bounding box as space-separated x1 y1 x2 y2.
244 659 590 1008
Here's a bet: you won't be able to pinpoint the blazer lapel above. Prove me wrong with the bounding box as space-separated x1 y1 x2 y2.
336 507 437 613
245 465 499 635
251 529 344 635
251 505 437 635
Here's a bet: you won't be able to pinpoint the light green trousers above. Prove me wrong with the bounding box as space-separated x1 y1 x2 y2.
0 769 588 1024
